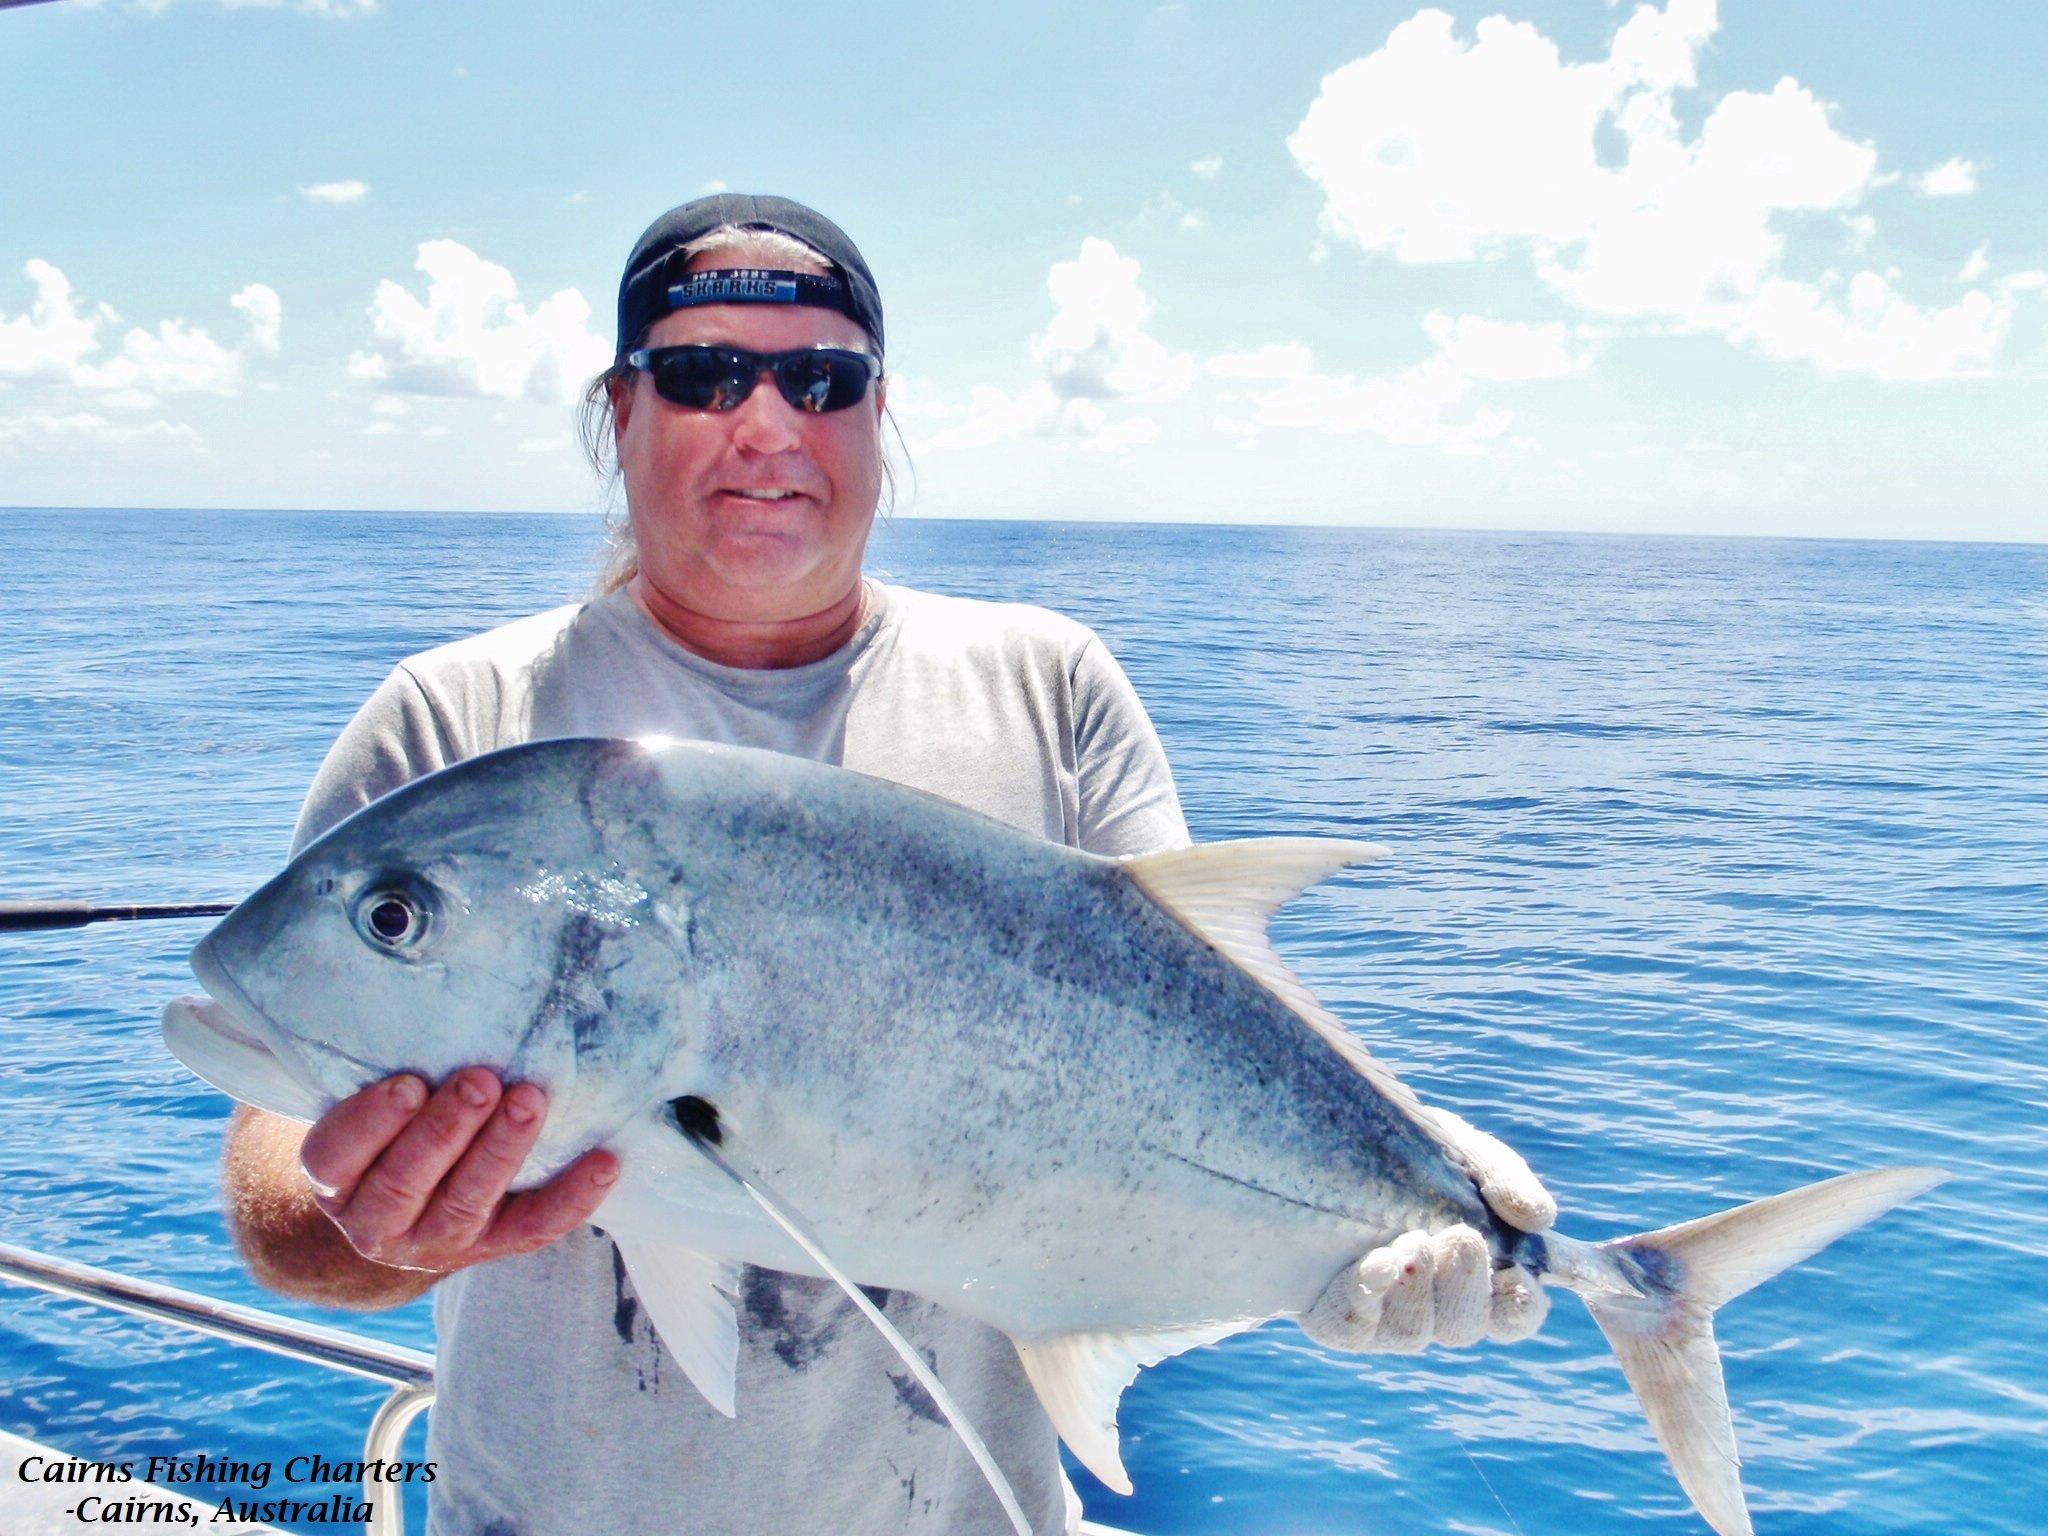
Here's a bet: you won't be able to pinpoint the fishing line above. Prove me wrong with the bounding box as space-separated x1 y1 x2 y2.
1413 1372 1530 1536
0 900 236 933
684 1134 1034 1536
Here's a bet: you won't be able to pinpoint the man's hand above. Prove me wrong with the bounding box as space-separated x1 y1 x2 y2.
1299 1108 1554 1353
299 1068 619 1275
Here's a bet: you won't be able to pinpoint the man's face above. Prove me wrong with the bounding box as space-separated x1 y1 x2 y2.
612 256 886 622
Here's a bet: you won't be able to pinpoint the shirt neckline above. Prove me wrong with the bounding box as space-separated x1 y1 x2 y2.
595 578 896 688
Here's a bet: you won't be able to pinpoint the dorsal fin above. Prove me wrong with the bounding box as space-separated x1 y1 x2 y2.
1122 838 1452 1150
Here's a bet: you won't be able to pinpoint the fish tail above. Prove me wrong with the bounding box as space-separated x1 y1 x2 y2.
1572 1166 1947 1536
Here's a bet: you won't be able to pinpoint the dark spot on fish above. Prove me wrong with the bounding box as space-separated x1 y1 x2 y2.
1509 1231 1549 1275
515 909 609 1061
669 1094 722 1145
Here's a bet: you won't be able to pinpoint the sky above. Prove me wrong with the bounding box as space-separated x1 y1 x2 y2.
2 0 2043 541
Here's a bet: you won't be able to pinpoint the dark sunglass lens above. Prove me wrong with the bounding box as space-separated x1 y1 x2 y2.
653 349 755 410
775 352 869 413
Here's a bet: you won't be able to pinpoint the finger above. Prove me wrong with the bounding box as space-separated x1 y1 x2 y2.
1300 1250 1391 1351
338 1069 503 1251
409 1082 550 1252
482 1149 620 1258
1373 1231 1435 1352
1433 1109 1557 1232
300 1075 428 1208
1487 1263 1551 1343
1428 1226 1492 1348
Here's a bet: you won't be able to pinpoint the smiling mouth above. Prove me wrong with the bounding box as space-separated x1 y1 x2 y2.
724 488 807 502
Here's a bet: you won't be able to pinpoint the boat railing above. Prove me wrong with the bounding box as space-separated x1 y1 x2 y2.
1 1239 434 1536
1 1239 1140 1536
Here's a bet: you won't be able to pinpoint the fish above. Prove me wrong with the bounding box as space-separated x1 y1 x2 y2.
162 735 1944 1536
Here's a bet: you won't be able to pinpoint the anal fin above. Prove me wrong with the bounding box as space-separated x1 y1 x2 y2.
1013 1320 1247 1495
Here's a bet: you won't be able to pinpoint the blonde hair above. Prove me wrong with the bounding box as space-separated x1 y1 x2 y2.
580 226 904 595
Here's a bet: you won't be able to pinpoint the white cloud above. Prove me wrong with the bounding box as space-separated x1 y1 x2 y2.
1730 271 2020 380
1209 342 1511 452
1286 3 2026 380
0 261 105 380
1190 155 1224 179
0 260 280 404
1422 311 1588 379
299 179 369 206
218 0 379 15
91 318 244 398
1034 237 1196 403
1958 246 1989 283
1179 211 1206 232
911 238 1195 454
346 240 610 404
1207 311 1581 451
700 179 729 195
1916 157 1981 197
232 283 282 353
0 411 204 452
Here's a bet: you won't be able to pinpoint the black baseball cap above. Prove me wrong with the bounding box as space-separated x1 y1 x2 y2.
615 193 884 362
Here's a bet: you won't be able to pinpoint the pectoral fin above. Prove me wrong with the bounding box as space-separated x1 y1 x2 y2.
1013 1321 1247 1495
603 1222 743 1416
678 1131 1033 1536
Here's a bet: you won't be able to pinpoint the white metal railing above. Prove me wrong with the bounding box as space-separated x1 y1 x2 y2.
0 1241 432 1536
0 1240 1142 1536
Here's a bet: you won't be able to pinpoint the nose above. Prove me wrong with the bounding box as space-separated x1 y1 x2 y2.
727 370 804 455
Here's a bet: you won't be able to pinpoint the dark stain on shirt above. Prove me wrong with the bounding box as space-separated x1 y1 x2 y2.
742 1267 858 1371
610 1242 639 1344
886 1368 947 1428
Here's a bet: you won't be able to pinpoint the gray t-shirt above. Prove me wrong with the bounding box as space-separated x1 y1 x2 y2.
289 580 1188 1536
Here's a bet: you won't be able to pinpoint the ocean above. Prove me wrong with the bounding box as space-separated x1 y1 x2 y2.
1 507 2042 1534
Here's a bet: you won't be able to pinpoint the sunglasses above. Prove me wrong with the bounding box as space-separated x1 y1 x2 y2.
626 344 882 414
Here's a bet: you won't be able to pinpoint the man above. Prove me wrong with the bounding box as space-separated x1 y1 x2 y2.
221 193 1553 1535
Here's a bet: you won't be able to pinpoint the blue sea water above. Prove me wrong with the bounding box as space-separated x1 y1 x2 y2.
1 507 2043 1535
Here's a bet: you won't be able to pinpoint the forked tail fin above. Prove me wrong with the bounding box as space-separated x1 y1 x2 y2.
1583 1166 1948 1536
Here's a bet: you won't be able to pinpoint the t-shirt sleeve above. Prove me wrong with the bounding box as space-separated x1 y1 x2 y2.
289 665 459 855
1070 635 1190 857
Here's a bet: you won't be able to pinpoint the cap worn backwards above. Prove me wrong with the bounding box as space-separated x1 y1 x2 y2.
615 193 884 363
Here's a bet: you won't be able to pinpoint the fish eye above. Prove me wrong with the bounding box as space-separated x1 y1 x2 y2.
351 879 437 954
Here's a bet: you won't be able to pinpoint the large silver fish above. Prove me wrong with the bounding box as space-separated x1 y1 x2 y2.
164 737 1942 1536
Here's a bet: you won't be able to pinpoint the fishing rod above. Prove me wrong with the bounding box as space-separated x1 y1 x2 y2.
0 900 236 933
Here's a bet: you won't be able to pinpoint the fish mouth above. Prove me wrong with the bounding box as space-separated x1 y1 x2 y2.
162 941 326 1122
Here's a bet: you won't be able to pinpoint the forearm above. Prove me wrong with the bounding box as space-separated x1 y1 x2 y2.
221 1106 439 1310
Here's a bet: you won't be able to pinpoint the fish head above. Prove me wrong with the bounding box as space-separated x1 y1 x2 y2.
168 739 706 1178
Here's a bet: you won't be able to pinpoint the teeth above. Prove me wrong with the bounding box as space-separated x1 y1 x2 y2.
733 489 795 500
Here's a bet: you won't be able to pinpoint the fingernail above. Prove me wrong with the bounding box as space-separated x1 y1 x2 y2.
301 1166 340 1199
456 1075 491 1109
503 1089 538 1126
592 1164 619 1188
390 1077 425 1112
